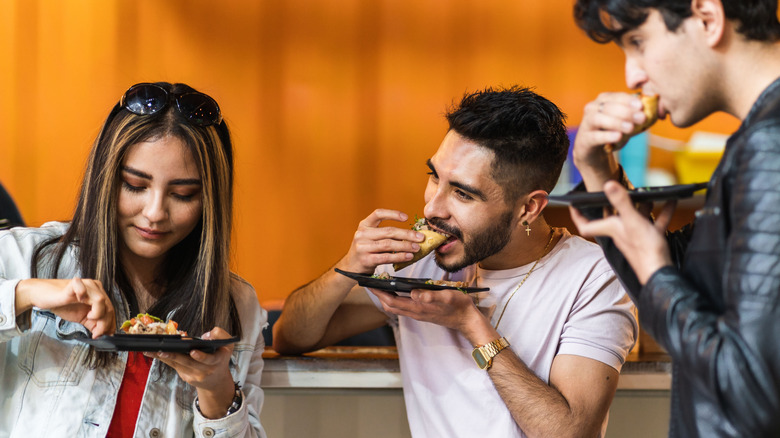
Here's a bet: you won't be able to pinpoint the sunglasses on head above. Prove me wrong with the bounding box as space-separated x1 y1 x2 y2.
119 83 223 127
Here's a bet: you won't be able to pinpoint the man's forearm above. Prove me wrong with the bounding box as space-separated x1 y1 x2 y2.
272 259 357 354
488 352 605 438
459 312 603 437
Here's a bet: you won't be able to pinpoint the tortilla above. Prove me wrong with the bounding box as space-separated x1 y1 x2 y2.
605 94 659 153
393 227 447 271
631 94 659 135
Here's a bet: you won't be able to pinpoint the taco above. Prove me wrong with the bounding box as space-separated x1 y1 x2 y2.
393 217 448 271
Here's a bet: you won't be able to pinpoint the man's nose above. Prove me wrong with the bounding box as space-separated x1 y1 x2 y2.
625 56 648 90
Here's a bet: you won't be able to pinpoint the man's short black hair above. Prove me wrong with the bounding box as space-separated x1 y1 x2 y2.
445 85 569 202
574 0 780 44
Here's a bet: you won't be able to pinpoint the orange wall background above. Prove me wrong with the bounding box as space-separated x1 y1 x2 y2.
0 0 741 306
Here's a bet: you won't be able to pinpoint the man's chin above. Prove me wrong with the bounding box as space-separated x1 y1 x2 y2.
434 252 469 273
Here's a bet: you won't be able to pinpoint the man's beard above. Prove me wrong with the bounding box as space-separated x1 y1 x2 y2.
429 209 515 273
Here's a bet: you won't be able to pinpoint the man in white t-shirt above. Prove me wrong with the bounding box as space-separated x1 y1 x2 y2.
273 86 638 438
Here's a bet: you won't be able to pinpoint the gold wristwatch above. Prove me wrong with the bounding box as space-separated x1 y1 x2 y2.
472 337 510 370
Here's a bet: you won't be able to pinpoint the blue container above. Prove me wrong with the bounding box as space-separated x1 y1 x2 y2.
619 132 649 187
567 127 582 187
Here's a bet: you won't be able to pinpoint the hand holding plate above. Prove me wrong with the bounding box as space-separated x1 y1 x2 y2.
369 286 484 335
569 181 675 284
146 326 236 419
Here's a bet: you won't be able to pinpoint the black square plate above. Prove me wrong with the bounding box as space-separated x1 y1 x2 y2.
76 333 240 353
335 268 488 296
547 182 708 208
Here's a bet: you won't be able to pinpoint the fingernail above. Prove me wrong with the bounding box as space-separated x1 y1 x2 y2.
411 244 420 251
202 332 212 339
400 213 408 221
621 122 633 131
633 112 646 123
416 232 424 240
631 98 643 109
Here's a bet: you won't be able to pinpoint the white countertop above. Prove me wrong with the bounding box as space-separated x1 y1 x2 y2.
262 347 671 391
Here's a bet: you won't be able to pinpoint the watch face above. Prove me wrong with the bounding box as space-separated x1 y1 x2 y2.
472 349 489 369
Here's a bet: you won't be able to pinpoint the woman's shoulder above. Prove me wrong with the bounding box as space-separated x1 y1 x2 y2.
229 273 256 296
0 221 69 249
229 273 268 339
229 273 265 313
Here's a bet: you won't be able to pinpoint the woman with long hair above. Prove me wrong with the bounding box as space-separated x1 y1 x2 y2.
0 82 267 437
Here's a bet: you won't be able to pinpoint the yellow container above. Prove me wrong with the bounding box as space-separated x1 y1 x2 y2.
674 150 723 184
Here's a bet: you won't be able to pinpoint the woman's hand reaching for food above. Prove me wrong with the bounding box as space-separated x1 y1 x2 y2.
146 326 237 419
14 277 116 338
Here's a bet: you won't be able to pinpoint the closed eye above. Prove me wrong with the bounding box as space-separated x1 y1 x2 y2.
122 181 144 193
455 189 473 201
171 191 199 202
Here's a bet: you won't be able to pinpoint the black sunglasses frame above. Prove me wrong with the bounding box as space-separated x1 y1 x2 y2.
119 83 223 127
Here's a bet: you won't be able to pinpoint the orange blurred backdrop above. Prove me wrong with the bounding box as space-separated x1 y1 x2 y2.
0 0 741 306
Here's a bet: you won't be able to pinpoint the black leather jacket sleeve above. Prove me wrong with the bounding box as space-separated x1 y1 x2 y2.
643 120 780 434
584 118 780 435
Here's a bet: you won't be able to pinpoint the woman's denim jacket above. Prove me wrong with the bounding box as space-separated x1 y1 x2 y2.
0 222 268 438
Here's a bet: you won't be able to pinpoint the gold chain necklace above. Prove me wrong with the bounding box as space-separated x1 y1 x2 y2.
493 229 556 330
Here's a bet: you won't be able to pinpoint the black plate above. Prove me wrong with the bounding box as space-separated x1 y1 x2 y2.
76 333 240 353
335 268 488 296
547 182 708 208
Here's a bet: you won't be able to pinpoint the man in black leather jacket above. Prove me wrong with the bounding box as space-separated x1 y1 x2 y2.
568 0 780 437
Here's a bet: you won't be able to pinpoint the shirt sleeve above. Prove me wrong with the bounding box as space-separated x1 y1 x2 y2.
557 267 638 372
0 227 47 341
0 278 26 341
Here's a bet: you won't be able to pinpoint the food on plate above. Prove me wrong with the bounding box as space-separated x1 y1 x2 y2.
393 217 448 271
604 93 659 153
370 272 469 291
425 279 469 288
120 313 187 336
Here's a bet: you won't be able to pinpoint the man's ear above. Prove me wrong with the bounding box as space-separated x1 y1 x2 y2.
517 189 550 225
691 0 726 47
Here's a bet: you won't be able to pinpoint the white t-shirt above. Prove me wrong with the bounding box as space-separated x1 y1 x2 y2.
369 229 638 438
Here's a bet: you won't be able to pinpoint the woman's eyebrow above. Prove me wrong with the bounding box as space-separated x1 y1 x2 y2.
121 166 152 180
169 178 202 186
121 166 201 186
